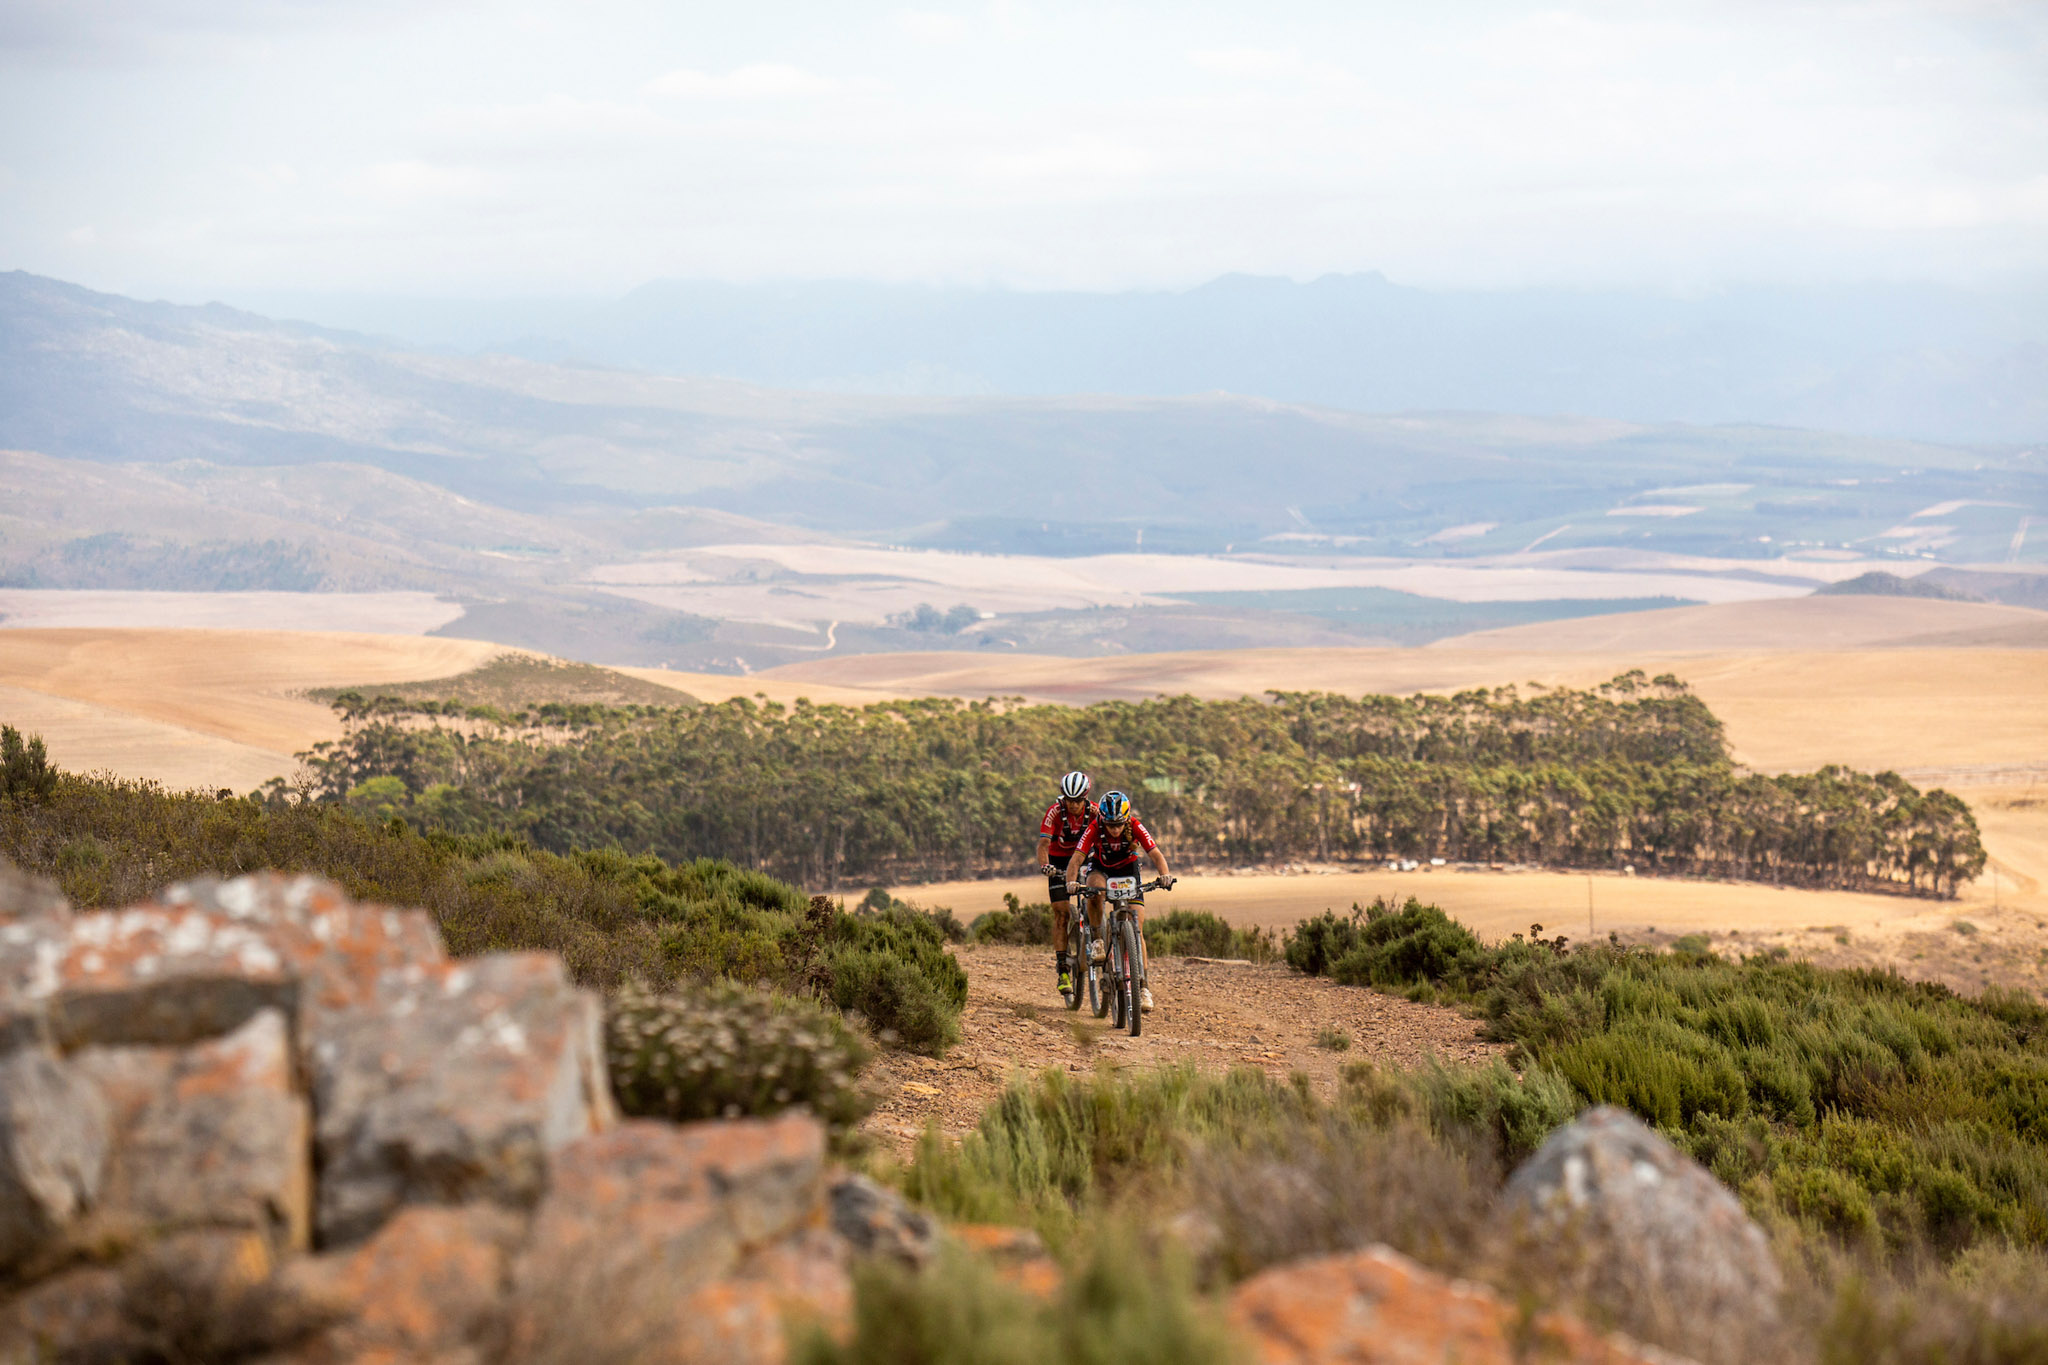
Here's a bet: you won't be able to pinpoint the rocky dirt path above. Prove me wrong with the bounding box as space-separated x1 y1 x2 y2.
859 944 1507 1154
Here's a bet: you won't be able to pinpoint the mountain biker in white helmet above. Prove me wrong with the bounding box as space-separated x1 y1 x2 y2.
1036 770 1095 997
1065 790 1174 1013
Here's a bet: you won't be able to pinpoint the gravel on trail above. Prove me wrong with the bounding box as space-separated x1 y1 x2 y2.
858 943 1507 1155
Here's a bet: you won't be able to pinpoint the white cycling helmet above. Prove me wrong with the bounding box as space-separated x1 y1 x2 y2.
1060 770 1091 799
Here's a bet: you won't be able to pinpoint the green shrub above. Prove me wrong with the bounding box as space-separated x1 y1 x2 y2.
0 769 968 1053
1329 900 1485 988
1144 910 1277 962
792 1235 1235 1365
605 979 872 1134
970 894 1053 946
1282 897 2048 1257
0 726 57 803
832 949 962 1056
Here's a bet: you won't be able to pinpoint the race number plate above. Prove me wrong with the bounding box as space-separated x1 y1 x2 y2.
1106 876 1139 897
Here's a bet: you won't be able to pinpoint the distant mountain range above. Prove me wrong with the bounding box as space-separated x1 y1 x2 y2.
3 269 2045 668
229 272 2048 446
4 271 2041 562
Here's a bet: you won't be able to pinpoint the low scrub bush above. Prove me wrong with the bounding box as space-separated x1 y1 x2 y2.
792 1235 1235 1365
0 765 968 1054
1143 909 1277 962
969 893 1052 946
606 979 872 1133
1282 897 2048 1259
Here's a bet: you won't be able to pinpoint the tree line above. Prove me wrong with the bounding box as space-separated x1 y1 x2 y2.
284 671 1985 898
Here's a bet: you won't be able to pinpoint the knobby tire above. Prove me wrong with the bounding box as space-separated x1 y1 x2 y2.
1122 916 1143 1037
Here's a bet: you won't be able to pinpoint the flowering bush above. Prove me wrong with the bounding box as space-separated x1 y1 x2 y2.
606 979 873 1132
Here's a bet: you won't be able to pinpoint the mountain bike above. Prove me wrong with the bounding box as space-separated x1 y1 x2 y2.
1057 884 1102 1016
1091 876 1169 1037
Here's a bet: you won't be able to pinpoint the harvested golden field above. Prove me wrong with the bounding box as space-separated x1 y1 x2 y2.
0 630 533 792
2 597 2042 985
0 628 901 792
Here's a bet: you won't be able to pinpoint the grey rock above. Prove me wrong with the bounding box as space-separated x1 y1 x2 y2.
1501 1106 1781 1350
0 1048 109 1271
309 951 614 1246
0 861 69 924
0 915 64 1054
71 1007 311 1251
830 1173 939 1266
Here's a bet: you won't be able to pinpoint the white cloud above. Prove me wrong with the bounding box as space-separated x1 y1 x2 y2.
350 160 499 201
895 10 969 43
1186 47 1305 79
643 62 840 100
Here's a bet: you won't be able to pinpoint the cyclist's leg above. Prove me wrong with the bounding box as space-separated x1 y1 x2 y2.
1085 869 1108 957
1048 871 1070 956
1131 893 1155 1010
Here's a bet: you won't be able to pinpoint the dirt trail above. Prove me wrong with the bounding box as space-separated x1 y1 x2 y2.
858 944 1505 1155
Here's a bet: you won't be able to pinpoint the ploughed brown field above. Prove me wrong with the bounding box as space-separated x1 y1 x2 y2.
2 595 2044 982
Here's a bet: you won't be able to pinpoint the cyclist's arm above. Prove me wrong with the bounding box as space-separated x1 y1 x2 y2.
1065 827 1095 887
1133 817 1171 883
1036 835 1053 870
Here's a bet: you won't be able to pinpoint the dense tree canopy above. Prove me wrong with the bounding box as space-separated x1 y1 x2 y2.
288 671 1983 898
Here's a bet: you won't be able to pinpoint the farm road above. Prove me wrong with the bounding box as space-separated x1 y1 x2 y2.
858 943 1505 1156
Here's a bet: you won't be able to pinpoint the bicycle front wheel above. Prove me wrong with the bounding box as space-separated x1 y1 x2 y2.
1121 917 1143 1037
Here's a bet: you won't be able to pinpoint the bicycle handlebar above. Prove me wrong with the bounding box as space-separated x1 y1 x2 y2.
1061 877 1174 897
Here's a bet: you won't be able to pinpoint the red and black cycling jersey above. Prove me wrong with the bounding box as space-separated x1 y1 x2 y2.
1039 800 1096 859
1074 815 1158 870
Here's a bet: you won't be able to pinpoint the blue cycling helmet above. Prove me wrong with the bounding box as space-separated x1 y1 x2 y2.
1097 791 1131 823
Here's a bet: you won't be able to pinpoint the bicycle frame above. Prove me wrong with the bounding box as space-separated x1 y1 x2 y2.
1067 876 1169 1034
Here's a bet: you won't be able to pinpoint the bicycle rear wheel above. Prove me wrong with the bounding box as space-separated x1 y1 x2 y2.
1062 913 1084 1011
1121 917 1143 1037
1088 915 1109 1018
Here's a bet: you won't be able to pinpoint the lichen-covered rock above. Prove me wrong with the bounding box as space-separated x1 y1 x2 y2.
0 1048 108 1272
1229 1244 1683 1365
510 1115 847 1363
70 1007 310 1251
831 1172 939 1267
0 862 67 925
0 1263 125 1360
1500 1106 1781 1348
309 951 614 1246
0 916 67 1055
44 874 446 1053
948 1224 1061 1299
280 1204 526 1362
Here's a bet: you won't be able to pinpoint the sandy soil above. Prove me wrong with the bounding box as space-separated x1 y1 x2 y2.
1439 596 2048 652
0 630 520 791
858 943 1505 1155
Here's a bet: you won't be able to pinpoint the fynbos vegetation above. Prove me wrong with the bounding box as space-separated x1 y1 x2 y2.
0 761 967 1052
295 672 1984 895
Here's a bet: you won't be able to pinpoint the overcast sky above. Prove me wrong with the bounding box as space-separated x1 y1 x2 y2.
2 1 2044 299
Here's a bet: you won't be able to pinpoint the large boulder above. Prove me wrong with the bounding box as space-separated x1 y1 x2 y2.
49 874 447 1051
0 1047 109 1272
1500 1106 1781 1357
510 1115 849 1364
280 1204 527 1362
70 1007 311 1252
1229 1244 1681 1365
309 950 615 1246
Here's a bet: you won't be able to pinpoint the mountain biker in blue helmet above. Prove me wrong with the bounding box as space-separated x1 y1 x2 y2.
1065 789 1174 1013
